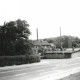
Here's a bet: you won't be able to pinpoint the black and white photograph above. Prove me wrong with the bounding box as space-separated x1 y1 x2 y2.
0 0 80 80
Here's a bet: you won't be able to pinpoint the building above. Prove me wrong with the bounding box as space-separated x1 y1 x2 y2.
32 40 55 55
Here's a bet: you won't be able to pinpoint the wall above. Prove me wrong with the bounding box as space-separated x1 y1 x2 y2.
44 53 71 59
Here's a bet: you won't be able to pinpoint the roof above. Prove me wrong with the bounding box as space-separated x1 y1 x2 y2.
33 40 51 46
50 43 55 47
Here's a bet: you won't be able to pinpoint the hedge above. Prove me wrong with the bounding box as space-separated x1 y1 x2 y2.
0 54 41 67
29 54 41 63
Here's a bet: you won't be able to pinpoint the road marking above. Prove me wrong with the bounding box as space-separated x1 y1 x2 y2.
0 68 28 73
40 70 62 75
36 69 44 72
15 73 26 76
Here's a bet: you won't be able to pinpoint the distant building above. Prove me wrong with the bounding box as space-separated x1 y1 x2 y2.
32 40 55 55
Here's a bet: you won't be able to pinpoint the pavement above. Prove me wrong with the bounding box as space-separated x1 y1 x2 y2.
0 49 80 80
60 71 80 80
1 57 80 80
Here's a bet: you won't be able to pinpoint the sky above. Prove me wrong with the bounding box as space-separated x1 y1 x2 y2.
0 0 80 40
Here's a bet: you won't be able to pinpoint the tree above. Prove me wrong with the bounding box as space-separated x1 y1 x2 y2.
44 36 80 48
0 19 32 56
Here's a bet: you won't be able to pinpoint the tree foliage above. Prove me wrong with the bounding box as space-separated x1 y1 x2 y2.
0 19 32 56
44 36 80 48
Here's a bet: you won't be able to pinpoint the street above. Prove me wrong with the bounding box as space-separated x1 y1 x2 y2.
1 57 80 80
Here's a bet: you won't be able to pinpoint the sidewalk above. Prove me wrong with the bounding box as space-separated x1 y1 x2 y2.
60 71 80 80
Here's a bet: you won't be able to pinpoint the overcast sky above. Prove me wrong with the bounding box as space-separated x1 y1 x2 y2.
0 0 80 40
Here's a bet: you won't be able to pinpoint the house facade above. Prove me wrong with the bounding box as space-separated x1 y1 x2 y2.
32 40 55 55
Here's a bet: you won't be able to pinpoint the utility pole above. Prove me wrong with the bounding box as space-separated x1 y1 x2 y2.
60 27 61 37
60 27 63 51
36 28 39 54
36 28 38 41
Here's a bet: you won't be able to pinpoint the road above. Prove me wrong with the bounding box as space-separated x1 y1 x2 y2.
1 57 80 80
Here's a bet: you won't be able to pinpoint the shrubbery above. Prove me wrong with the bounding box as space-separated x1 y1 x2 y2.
0 54 40 67
29 54 40 63
0 19 41 67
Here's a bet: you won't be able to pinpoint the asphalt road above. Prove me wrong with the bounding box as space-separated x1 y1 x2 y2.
1 57 80 80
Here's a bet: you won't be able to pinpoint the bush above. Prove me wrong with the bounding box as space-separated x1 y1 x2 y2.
0 55 29 67
29 54 41 63
0 54 41 67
